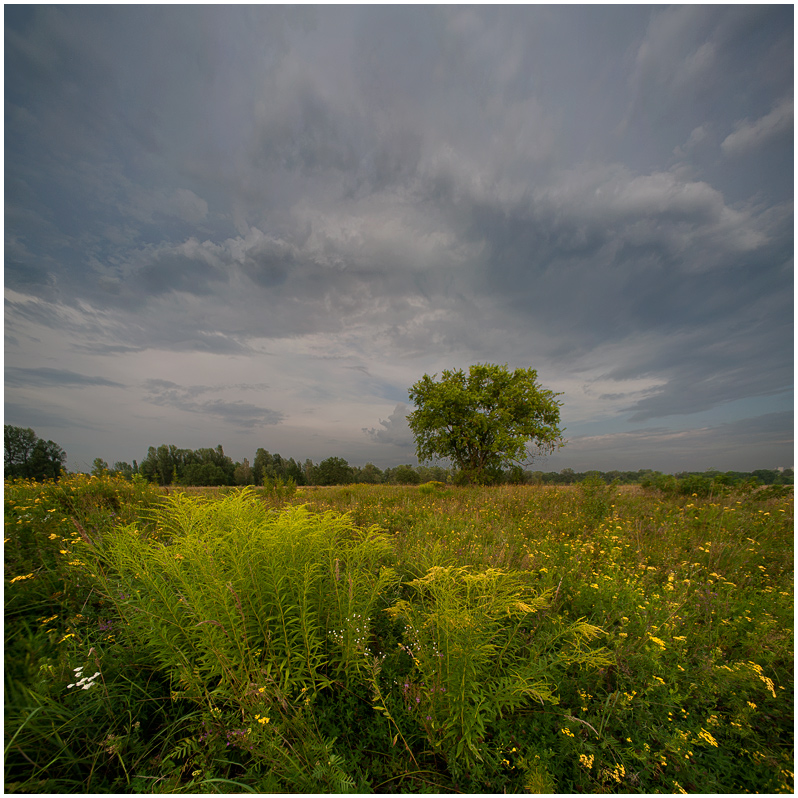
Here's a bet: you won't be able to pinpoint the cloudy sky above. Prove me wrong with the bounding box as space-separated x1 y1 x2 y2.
5 5 793 474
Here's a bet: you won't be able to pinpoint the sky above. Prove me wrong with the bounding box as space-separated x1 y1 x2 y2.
4 5 794 475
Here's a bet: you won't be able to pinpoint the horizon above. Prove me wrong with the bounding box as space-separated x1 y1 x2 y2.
5 7 793 475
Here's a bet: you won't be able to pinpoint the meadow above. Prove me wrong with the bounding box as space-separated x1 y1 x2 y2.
4 474 793 793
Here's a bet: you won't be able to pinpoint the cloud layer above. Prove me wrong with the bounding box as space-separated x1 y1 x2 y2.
5 6 793 472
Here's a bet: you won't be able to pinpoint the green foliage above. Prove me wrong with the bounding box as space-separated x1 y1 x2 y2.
262 474 297 501
253 449 305 486
5 478 793 793
89 491 398 702
391 464 422 485
138 443 238 486
407 363 564 484
4 425 67 481
353 462 384 484
314 456 355 486
387 565 609 777
418 480 446 496
577 474 616 526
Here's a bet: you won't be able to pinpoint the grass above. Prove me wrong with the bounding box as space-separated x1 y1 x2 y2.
4 474 793 793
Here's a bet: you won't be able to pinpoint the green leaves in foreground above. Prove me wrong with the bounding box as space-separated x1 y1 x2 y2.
81 488 613 788
387 565 611 775
91 489 398 708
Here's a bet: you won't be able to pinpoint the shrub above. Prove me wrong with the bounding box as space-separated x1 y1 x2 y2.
386 565 610 778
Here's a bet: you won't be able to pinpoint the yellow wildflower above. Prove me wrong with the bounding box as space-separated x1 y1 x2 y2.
697 728 718 747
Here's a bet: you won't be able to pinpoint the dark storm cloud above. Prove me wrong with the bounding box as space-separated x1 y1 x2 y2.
5 367 125 389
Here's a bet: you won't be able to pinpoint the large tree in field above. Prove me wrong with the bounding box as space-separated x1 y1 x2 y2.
407 364 565 484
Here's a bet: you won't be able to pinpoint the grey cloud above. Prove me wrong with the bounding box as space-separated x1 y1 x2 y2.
5 367 125 389
622 5 792 196
562 412 793 472
168 189 209 224
144 380 283 429
169 332 250 356
253 65 360 178
4 401 98 432
135 238 229 298
363 403 415 448
200 401 284 429
144 380 214 403
232 229 295 288
4 7 791 472
73 342 147 355
721 97 794 157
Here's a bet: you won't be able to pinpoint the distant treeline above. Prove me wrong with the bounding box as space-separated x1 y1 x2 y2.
5 426 792 490
96 445 453 487
92 442 793 492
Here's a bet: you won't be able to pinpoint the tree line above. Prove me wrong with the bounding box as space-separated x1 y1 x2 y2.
92 445 453 487
5 425 792 489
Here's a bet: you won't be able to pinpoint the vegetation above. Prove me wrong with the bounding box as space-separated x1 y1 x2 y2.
10 425 790 492
5 473 792 793
4 425 66 482
407 363 565 484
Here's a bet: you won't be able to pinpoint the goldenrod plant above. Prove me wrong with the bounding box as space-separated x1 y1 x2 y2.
386 565 610 775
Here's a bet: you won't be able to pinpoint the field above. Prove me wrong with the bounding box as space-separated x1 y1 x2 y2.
4 475 793 793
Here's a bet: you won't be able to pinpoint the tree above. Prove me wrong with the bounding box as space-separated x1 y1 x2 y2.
4 425 66 481
354 462 383 484
234 458 254 486
315 456 354 486
407 363 564 485
31 439 66 481
392 464 421 485
92 458 110 476
113 461 136 480
4 425 37 477
303 458 318 485
253 448 273 485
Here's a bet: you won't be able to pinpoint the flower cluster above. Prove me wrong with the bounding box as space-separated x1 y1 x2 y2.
697 728 719 747
748 661 778 699
67 666 100 690
601 763 625 784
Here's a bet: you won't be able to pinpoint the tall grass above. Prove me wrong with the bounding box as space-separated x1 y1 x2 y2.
5 476 793 792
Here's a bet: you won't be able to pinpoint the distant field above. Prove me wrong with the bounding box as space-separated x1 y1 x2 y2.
5 476 793 793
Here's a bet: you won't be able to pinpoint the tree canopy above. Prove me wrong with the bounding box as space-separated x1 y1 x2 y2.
407 363 565 484
4 425 67 481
